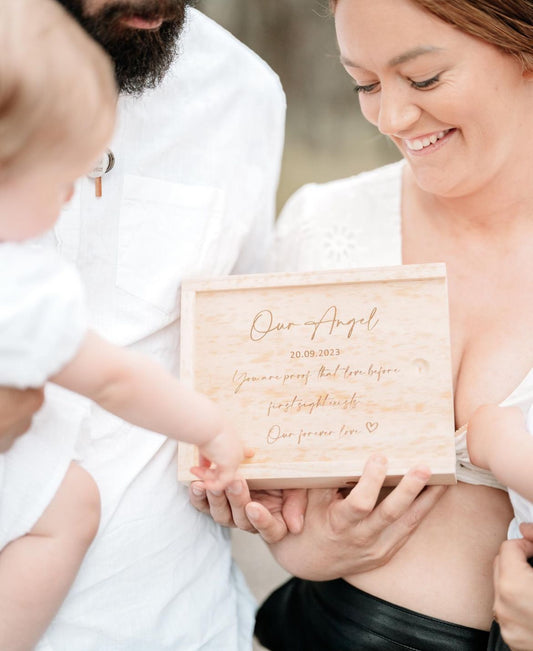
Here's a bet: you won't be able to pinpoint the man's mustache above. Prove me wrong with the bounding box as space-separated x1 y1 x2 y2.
89 0 185 23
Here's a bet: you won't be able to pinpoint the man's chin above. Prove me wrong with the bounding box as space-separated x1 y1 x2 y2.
55 0 189 94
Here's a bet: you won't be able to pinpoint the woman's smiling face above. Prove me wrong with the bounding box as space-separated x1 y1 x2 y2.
334 0 531 198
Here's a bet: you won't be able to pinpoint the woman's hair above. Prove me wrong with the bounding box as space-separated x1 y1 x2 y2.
0 0 117 180
330 0 533 70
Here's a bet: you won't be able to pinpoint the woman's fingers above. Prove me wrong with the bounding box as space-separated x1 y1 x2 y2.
224 479 257 531
364 466 433 535
189 481 210 514
329 454 388 530
205 488 237 527
245 501 288 543
281 489 307 534
308 464 447 575
198 478 256 530
189 480 241 527
188 457 447 563
189 478 294 541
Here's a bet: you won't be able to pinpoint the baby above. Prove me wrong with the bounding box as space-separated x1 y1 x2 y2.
0 1 244 648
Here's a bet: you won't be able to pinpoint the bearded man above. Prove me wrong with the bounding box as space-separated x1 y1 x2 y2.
34 2 285 648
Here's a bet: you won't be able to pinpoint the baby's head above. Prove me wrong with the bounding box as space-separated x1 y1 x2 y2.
0 0 117 240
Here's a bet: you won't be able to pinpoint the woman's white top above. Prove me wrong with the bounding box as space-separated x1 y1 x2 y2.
0 242 87 548
274 161 533 493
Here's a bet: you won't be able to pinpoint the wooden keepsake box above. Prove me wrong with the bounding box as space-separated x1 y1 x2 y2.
177 264 456 488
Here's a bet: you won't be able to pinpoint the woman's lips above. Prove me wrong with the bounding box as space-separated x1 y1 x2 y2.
403 128 456 154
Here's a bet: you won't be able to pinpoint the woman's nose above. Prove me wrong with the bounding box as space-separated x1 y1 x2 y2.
377 86 421 136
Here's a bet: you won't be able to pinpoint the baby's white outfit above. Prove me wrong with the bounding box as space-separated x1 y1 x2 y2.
0 242 87 548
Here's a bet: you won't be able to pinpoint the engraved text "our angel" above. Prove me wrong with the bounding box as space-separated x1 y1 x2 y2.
249 305 379 342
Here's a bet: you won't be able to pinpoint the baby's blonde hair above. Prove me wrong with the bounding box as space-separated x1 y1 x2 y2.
0 0 117 181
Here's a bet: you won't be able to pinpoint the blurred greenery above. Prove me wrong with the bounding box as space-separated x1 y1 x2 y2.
197 0 400 211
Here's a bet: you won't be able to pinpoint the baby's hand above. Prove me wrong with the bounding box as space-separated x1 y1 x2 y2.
190 427 253 491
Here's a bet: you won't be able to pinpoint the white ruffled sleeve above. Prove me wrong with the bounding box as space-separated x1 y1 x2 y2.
273 163 404 273
0 243 87 389
273 182 365 272
273 184 323 272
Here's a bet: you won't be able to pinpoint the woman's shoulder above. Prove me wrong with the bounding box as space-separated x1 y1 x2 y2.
274 161 403 272
281 161 403 215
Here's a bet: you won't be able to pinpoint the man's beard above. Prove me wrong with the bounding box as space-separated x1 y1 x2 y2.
57 0 190 95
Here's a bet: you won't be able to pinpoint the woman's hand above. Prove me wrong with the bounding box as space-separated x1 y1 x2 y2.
190 454 447 576
0 386 44 452
493 523 533 651
267 455 446 579
189 477 306 543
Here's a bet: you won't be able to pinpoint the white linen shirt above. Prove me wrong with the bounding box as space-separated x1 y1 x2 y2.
36 9 285 650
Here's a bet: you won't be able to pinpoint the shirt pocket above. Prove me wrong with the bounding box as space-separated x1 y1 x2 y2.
116 175 225 315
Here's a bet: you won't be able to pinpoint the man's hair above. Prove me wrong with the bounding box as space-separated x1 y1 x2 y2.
330 0 533 70
0 0 117 180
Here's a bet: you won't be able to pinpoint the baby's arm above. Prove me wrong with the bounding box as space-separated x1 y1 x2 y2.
51 331 244 490
467 405 533 502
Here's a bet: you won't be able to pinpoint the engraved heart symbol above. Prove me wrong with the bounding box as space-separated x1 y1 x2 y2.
366 422 378 433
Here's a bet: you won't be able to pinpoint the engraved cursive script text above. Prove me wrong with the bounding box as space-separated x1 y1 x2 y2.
250 305 379 342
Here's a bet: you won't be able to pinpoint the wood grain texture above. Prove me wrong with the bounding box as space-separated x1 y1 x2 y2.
178 264 456 488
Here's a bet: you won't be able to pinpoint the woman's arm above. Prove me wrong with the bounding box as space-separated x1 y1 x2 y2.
51 331 244 489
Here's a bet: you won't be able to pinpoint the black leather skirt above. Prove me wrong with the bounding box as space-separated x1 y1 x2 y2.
255 577 490 651
487 623 510 651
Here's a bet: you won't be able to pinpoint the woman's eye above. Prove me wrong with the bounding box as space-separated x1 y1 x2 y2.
410 74 441 90
353 82 379 95
353 73 441 95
